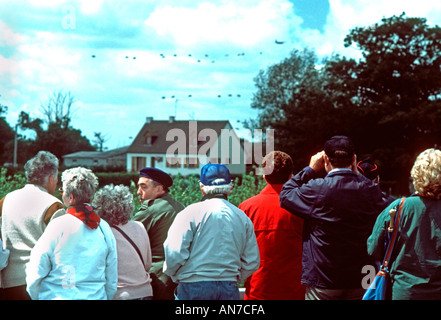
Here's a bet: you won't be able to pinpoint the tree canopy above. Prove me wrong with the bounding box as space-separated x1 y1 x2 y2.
249 14 441 195
15 91 96 162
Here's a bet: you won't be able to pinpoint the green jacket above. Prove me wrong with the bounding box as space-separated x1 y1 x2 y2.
367 195 441 299
132 193 184 299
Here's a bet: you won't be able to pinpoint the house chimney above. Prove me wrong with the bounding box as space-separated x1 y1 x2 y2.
146 116 153 123
169 116 175 123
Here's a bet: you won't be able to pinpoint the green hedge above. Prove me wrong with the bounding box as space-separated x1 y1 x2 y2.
0 169 266 211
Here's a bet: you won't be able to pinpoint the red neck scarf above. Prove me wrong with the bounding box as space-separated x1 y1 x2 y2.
67 204 100 229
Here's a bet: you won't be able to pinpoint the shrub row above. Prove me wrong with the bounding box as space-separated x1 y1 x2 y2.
0 169 266 211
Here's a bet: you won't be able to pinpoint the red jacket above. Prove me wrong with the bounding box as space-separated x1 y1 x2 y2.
239 184 305 300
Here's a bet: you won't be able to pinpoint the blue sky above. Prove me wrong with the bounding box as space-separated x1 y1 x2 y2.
1 0 440 150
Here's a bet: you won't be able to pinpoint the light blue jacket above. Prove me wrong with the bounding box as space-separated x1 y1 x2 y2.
163 196 260 283
0 239 9 271
26 214 118 300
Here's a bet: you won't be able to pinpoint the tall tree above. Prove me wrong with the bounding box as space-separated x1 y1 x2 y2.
18 91 95 160
0 96 15 164
40 90 76 129
249 14 441 194
344 13 441 185
93 132 109 152
247 49 334 169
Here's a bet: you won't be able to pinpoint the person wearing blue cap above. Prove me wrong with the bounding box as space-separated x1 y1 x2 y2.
163 163 260 300
131 167 184 300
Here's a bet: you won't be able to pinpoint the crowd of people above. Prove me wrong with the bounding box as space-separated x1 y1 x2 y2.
0 134 440 300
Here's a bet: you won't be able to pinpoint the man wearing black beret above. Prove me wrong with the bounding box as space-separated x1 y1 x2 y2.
132 167 184 300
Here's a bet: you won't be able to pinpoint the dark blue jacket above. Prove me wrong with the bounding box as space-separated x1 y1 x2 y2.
280 167 390 289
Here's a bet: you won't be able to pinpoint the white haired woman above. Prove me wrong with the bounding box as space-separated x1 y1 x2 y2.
367 148 441 300
93 184 153 300
26 167 117 300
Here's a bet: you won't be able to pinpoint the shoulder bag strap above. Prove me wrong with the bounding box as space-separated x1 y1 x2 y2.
382 197 406 269
112 225 145 266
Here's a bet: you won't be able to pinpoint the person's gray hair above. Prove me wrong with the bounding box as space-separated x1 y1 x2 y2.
200 181 234 196
61 167 99 204
93 184 134 226
24 151 59 186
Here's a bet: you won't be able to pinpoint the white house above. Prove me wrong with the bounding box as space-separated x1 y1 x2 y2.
126 116 247 175
63 117 249 176
63 146 129 168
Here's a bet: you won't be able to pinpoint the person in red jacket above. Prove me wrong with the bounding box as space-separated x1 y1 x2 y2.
239 151 305 300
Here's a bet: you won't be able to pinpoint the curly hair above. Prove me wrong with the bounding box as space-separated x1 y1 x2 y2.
24 151 59 186
411 148 441 200
61 167 99 204
262 151 293 184
93 184 134 226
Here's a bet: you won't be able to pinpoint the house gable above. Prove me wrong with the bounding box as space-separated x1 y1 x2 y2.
126 117 246 174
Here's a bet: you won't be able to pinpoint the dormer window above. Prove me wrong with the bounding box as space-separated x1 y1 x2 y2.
144 132 156 146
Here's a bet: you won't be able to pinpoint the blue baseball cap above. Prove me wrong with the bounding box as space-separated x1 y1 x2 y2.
200 164 231 186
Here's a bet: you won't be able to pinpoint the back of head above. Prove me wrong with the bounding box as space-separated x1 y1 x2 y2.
262 151 293 184
24 151 59 186
200 163 233 195
357 157 379 181
411 148 441 200
324 135 354 168
62 167 99 204
93 184 134 226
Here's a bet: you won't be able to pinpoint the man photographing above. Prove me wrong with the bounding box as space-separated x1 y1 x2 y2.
280 136 390 300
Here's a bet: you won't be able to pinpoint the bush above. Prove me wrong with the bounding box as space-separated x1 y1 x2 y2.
166 172 265 208
0 169 266 212
0 168 26 199
95 172 140 188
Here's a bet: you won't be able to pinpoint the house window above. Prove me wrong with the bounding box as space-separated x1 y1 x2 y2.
144 132 156 147
184 157 199 168
132 156 146 172
151 156 163 168
166 157 181 168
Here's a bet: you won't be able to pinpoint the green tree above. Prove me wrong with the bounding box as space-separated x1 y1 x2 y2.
0 97 15 164
343 13 441 186
247 48 336 170
249 14 441 194
18 90 95 160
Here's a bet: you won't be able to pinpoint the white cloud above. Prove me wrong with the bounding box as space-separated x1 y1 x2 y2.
2 0 440 149
0 20 28 47
79 0 104 15
144 1 299 48
300 0 441 59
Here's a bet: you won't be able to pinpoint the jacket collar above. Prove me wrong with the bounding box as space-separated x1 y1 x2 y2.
260 184 284 194
201 193 228 201
326 168 356 177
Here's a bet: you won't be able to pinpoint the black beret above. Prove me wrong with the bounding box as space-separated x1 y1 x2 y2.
139 167 173 188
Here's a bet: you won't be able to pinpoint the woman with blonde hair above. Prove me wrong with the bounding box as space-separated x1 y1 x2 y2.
93 184 153 300
26 167 117 300
367 148 441 299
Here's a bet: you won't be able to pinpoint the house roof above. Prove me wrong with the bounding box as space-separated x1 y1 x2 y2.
127 119 232 154
63 146 129 159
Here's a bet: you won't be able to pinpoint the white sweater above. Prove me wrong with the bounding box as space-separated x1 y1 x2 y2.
1 184 64 288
